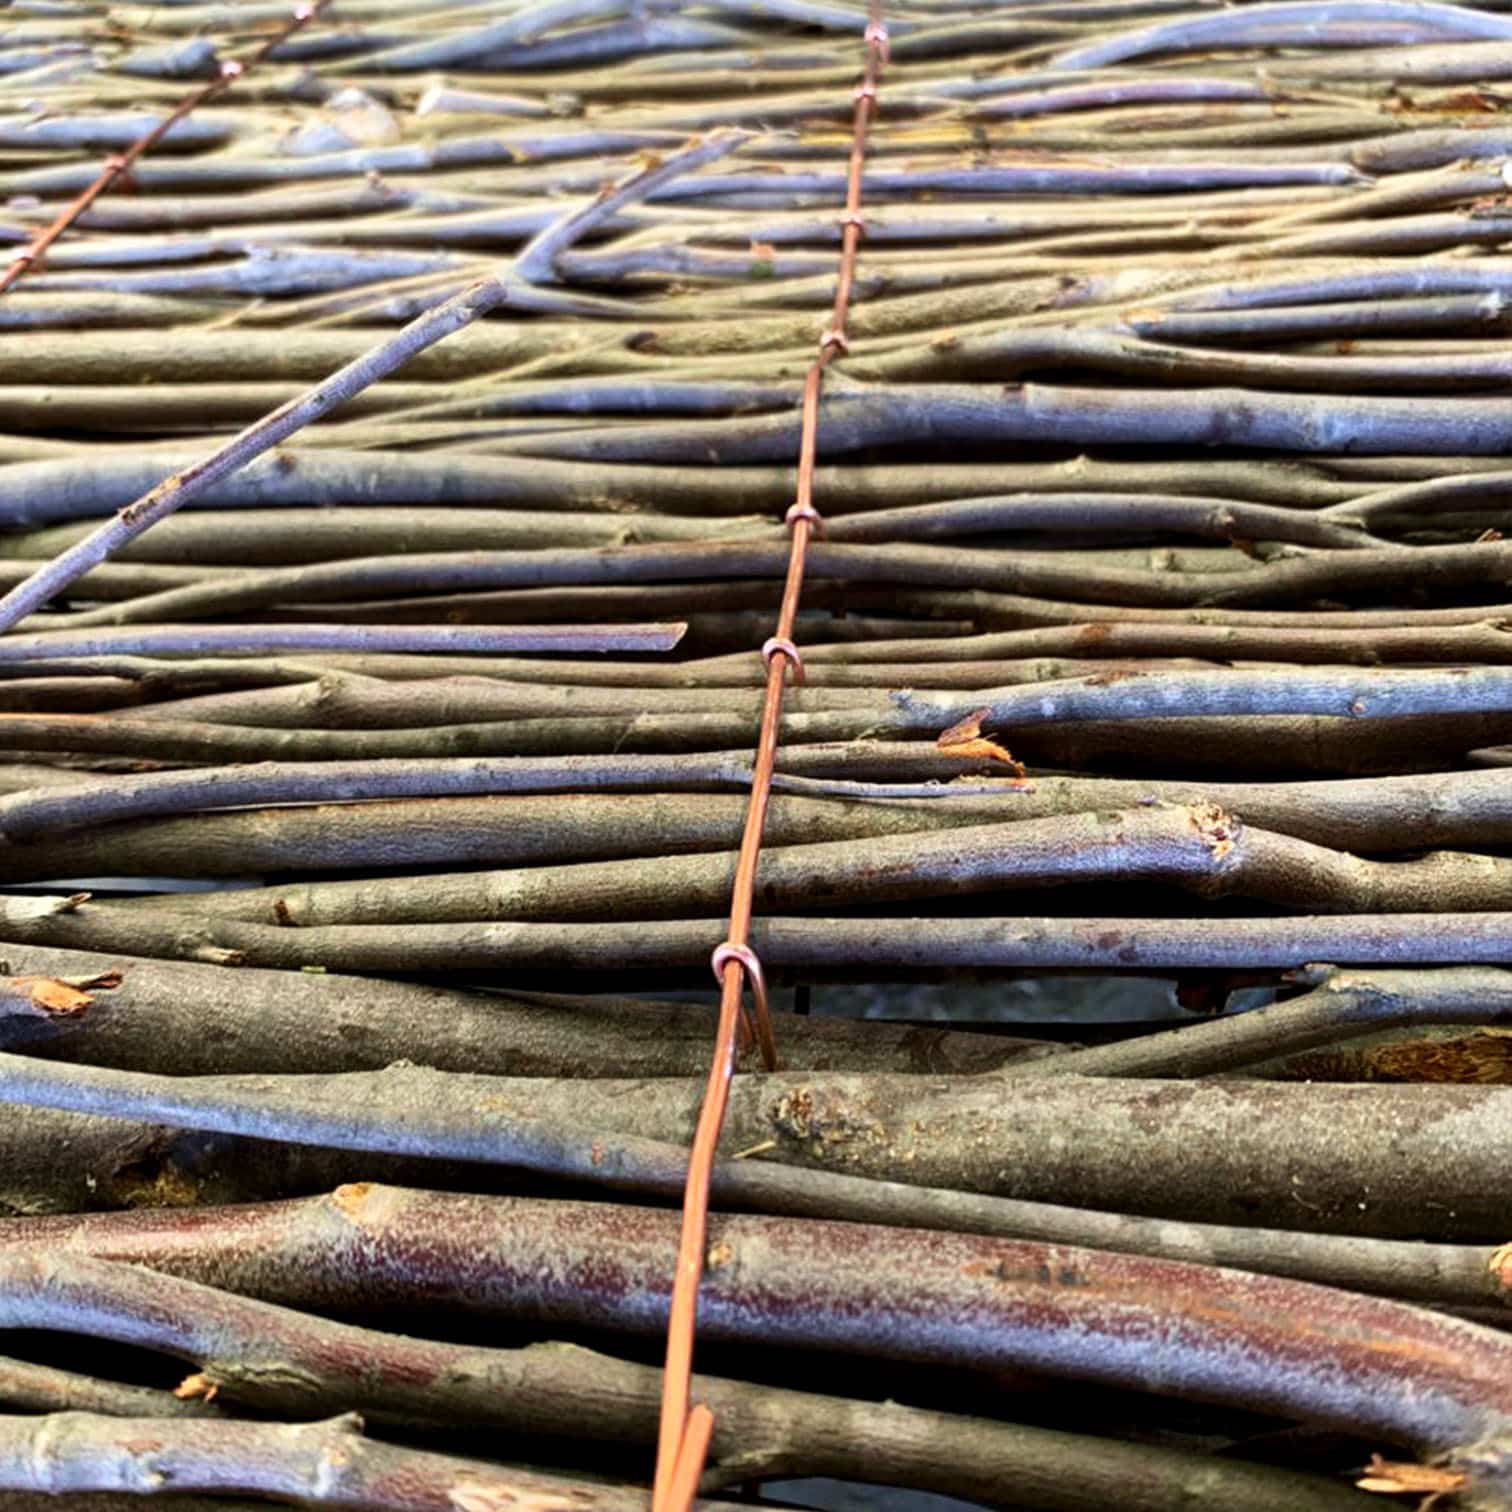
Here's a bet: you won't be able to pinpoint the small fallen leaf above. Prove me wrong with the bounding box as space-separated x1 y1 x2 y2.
174 1372 218 1403
10 970 120 1017
936 708 1026 776
17 978 93 1015
1356 1453 1467 1497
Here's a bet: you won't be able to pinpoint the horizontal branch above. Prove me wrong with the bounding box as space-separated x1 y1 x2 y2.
1 1046 1511 1234
0 745 994 838
0 1408 705 1509
0 788 956 881
1051 0 1512 69
4 612 1507 687
0 941 1039 1079
7 901 1512 986
0 624 687 660
4 505 771 566
92 805 1512 920
0 449 1362 528
49 535 1512 625
4 668 1512 763
2 758 1507 858
0 1094 550 1216
0 1351 220 1420
492 382 1512 463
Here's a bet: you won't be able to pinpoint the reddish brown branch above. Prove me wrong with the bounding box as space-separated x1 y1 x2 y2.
3 1186 1510 1490
0 1250 1367 1511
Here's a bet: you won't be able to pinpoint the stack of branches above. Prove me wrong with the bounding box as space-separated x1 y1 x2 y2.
0 0 1511 1508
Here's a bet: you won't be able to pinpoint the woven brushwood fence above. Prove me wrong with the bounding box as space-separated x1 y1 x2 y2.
0 1 1510 1508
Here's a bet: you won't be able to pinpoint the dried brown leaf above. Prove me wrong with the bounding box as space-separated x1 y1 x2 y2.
11 969 119 1016
1356 1454 1467 1497
936 708 1026 776
174 1372 218 1402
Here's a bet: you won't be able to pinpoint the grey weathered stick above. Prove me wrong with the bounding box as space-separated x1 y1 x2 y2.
3 667 1512 766
0 451 1365 528
7 899 1512 982
0 941 1040 1079
0 789 1023 881
50 537 1512 624
1 762 1507 858
0 1095 530 1216
0 625 687 658
0 744 1005 838
1050 0 1512 70
85 805 1512 917
0 1408 719 1510
3 1047 1512 1233
0 1352 222 1420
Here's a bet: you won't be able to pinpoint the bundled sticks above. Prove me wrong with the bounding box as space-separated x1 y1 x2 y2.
2 0 1512 1508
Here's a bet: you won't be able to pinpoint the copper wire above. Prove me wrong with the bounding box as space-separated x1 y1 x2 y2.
784 500 826 535
761 636 806 685
710 942 778 1072
650 6 887 1508
0 3 326 297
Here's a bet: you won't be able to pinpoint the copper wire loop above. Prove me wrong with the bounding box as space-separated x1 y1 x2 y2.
0 1 325 298
762 636 806 685
711 942 778 1070
650 6 886 1511
785 500 825 535
839 211 868 237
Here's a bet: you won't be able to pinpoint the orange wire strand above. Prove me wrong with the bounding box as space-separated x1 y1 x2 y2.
0 2 327 297
650 7 888 1508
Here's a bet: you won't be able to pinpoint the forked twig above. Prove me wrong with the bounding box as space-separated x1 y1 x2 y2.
0 133 747 635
